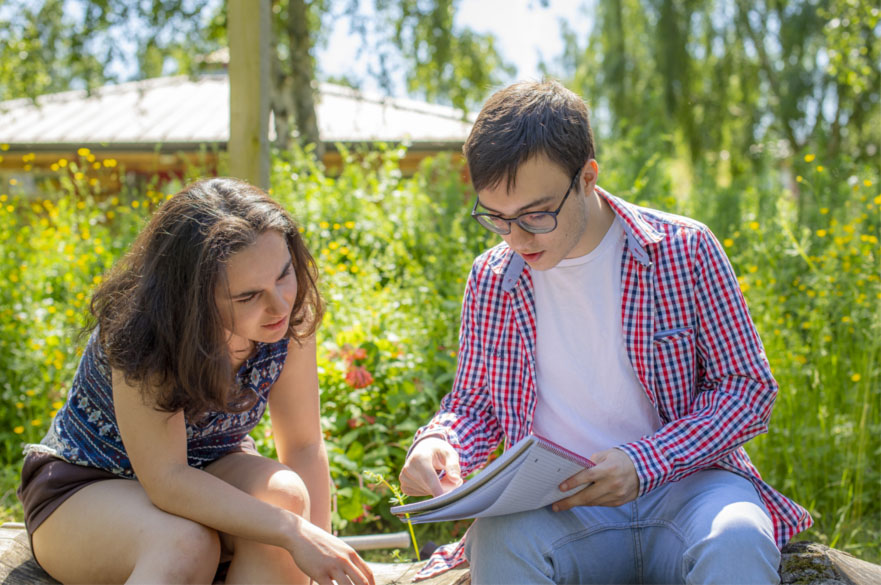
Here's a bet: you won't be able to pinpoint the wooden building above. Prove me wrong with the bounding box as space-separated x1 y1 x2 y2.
0 73 473 194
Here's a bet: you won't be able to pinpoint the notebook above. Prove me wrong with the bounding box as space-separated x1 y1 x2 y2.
390 434 595 524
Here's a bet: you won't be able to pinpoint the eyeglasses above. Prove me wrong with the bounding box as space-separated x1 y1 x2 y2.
471 169 581 235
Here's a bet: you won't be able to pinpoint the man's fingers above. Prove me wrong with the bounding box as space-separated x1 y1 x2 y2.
552 483 596 512
560 467 597 492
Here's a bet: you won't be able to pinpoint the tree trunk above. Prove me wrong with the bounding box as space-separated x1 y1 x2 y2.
287 0 323 159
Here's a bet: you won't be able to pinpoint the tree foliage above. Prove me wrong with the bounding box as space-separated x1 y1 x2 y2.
0 0 512 153
554 0 880 168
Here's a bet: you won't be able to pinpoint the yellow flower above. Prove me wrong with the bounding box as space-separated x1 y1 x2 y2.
723 238 734 248
851 374 861 382
337 263 347 272
132 200 140 208
351 265 359 274
319 221 330 229
31 419 42 426
77 147 91 156
816 229 827 237
58 158 68 167
345 221 355 229
103 159 117 168
796 176 803 183
298 226 305 233
25 389 36 397
874 195 881 205
329 241 339 250
748 221 760 230
0 143 8 150
748 265 758 273
841 316 851 323
13 426 24 435
820 207 829 214
804 154 815 162
50 163 59 171
52 401 64 409
333 223 340 229
15 402 24 409
864 180 872 187
817 166 824 172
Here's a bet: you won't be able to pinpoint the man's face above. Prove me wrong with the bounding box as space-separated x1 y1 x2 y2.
475 155 597 271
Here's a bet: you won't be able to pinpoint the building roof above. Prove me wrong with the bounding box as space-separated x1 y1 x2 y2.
0 73 474 150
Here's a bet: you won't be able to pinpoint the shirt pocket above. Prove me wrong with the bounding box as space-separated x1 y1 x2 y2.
651 327 696 418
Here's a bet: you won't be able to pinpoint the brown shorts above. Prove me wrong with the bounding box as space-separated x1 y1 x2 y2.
17 436 260 538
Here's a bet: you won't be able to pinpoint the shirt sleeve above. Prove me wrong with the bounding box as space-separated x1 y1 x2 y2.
410 260 503 476
618 225 778 495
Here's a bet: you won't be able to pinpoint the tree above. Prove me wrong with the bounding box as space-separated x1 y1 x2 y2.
553 0 880 167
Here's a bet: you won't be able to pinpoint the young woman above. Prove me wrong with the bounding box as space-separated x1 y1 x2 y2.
18 178 374 585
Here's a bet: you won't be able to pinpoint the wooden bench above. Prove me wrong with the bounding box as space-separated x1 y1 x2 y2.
3 522 879 584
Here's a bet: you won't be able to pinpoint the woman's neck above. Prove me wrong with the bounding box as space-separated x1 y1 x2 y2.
227 334 255 371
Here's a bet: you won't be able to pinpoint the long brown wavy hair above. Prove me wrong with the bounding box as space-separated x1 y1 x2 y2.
89 177 324 420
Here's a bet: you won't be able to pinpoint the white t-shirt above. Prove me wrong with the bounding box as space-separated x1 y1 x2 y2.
531 219 661 458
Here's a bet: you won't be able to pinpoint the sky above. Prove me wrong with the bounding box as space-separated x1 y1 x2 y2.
316 0 594 99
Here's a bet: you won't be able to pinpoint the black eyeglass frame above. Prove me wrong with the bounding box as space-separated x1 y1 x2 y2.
470 169 581 235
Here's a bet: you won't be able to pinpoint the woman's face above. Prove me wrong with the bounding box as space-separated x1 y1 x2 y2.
215 230 298 355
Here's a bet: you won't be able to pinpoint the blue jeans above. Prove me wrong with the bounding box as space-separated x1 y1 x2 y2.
464 469 780 584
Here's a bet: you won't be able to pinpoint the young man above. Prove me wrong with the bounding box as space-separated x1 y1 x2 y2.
399 80 811 584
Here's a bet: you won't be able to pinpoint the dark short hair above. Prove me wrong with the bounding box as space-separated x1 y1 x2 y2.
90 177 324 420
463 80 595 193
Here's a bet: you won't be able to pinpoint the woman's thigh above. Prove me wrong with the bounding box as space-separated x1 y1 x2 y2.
32 478 220 584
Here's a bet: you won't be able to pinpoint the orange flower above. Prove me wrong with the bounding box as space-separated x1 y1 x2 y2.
345 366 374 389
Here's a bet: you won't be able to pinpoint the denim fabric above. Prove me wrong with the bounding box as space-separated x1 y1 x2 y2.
464 469 780 585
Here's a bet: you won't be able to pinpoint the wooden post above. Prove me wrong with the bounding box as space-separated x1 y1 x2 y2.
228 0 271 189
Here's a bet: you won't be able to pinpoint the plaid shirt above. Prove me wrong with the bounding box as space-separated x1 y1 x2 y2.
410 188 812 580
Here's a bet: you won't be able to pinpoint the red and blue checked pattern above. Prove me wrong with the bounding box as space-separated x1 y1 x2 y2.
410 188 812 580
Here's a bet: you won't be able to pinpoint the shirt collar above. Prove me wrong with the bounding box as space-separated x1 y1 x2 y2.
501 186 664 291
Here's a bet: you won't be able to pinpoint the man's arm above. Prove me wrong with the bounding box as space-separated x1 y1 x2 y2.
400 259 504 495
554 225 777 508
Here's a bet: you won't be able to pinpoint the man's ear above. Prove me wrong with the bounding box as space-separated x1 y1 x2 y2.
581 159 599 191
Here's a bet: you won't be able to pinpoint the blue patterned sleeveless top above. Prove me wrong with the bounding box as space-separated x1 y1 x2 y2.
33 329 289 479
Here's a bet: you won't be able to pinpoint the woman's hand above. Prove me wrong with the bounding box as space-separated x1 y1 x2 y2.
287 518 375 585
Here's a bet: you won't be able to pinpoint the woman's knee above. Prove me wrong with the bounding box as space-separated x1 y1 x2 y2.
142 517 221 583
262 467 311 517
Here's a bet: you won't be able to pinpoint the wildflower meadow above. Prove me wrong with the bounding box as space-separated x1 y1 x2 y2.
0 141 878 562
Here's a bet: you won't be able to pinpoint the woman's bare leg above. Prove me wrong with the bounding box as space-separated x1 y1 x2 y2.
205 451 312 584
31 479 220 584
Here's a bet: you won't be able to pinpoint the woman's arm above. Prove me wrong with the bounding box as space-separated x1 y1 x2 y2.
268 335 332 531
112 368 372 585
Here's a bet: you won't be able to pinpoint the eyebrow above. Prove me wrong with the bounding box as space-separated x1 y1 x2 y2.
477 195 557 216
229 259 293 299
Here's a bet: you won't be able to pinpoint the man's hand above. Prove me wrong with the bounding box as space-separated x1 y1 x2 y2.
399 437 463 497
551 448 639 511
